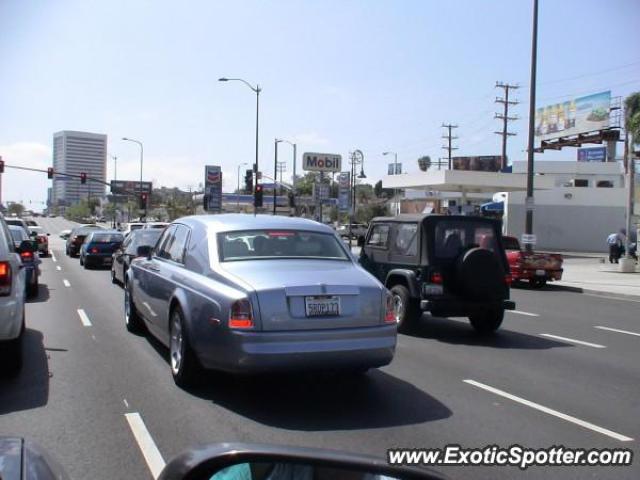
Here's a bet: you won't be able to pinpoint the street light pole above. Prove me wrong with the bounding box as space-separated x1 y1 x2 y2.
122 137 145 221
219 77 261 215
273 139 282 215
524 0 538 253
237 162 248 212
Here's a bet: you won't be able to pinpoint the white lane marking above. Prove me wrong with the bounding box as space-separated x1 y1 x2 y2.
63 279 71 287
509 310 539 317
77 309 92 327
539 334 606 349
464 379 633 442
91 334 97 341
123 399 130 408
56 266 61 271
124 412 166 479
51 252 57 262
584 293 640 304
594 326 640 337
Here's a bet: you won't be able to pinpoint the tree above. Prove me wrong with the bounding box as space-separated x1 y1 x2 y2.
417 155 431 172
356 203 389 224
7 202 25 217
65 201 91 222
623 92 640 255
295 172 320 196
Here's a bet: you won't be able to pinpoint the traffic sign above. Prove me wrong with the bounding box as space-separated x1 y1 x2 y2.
521 234 537 245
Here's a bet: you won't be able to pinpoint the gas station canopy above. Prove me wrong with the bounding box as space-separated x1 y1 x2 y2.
382 170 555 194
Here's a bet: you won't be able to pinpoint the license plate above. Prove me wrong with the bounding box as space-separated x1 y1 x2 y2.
305 296 340 317
535 269 545 276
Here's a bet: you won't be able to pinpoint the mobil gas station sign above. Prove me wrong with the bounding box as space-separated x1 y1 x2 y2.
302 152 342 172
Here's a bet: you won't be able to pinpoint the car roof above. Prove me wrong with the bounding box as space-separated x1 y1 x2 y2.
370 214 500 225
177 214 334 234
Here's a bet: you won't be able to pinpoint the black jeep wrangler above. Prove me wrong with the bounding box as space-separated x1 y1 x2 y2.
359 214 515 334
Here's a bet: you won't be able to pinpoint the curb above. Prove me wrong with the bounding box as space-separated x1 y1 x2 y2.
548 284 640 301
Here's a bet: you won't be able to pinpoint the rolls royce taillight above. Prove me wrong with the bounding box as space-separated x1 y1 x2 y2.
0 261 12 296
229 299 254 329
384 292 396 323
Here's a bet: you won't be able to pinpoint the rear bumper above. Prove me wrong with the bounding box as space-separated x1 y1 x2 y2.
85 254 113 264
511 268 563 282
193 325 397 374
420 298 515 317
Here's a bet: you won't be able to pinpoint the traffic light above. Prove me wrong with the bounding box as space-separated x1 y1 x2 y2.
47 167 53 179
244 169 253 192
80 172 87 184
0 158 4 173
139 192 148 209
254 184 263 208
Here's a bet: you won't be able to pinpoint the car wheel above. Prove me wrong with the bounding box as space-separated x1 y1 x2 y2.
1 310 24 376
111 266 118 284
469 308 504 335
124 280 145 333
169 306 202 388
530 278 547 289
79 255 84 266
390 284 419 333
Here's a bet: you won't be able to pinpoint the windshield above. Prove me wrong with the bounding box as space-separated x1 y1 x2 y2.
90 233 124 243
434 220 498 259
503 236 521 250
219 230 349 262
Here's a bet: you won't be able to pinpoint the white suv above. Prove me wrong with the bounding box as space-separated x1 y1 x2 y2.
0 214 26 375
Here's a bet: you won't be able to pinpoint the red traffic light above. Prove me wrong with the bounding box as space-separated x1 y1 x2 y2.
80 172 87 184
0 158 4 174
255 184 263 192
47 167 54 179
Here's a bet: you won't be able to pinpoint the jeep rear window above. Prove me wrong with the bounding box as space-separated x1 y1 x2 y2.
434 221 498 259
394 223 418 256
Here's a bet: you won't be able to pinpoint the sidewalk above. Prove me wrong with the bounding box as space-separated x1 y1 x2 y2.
554 257 640 299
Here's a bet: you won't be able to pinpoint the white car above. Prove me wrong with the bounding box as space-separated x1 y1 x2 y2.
120 222 146 237
0 215 27 375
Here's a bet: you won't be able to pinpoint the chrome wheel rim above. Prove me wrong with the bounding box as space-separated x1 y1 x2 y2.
393 294 404 323
170 313 183 375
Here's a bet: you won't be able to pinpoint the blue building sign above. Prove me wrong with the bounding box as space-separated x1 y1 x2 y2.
577 147 607 162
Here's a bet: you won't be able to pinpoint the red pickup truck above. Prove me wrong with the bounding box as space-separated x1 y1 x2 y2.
503 235 563 288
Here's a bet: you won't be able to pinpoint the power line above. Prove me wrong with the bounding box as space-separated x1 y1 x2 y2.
519 60 640 88
494 82 520 170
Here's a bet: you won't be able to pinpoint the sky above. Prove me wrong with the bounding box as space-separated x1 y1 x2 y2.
0 0 639 210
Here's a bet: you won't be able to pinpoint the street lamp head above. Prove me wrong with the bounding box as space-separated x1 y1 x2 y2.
383 151 390 156
218 77 229 82
122 137 128 141
358 168 367 179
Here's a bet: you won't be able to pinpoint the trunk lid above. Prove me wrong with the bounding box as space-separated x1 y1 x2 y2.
220 259 384 331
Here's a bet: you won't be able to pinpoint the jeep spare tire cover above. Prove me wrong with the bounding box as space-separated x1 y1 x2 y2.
456 247 505 301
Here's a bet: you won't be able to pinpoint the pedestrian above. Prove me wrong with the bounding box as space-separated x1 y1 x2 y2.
607 231 622 263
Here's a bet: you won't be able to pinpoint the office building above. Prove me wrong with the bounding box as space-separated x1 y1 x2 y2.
52 130 107 208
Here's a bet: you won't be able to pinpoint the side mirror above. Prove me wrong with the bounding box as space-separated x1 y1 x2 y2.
357 236 366 247
47 233 50 236
136 245 153 259
158 443 444 480
18 240 34 253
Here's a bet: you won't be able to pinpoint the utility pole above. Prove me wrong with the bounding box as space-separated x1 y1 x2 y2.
524 0 539 253
494 82 520 170
441 124 459 169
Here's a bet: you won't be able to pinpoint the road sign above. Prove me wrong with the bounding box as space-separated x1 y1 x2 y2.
303 152 342 172
313 183 330 202
521 234 537 245
110 180 153 195
204 165 222 213
387 163 402 175
525 196 535 211
577 146 607 162
338 172 350 212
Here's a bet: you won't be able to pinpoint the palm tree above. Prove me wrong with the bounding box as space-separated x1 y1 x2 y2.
623 92 640 258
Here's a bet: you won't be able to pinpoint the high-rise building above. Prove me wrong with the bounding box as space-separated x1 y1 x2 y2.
52 130 107 208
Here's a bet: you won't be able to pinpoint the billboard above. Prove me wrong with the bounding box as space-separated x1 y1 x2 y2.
577 147 607 162
452 156 501 172
302 152 342 172
204 165 222 213
387 163 402 175
535 91 611 141
110 180 153 195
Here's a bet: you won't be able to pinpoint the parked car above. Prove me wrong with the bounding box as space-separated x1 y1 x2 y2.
111 228 163 285
79 231 124 269
66 226 104 257
125 214 396 387
28 225 49 257
503 235 563 288
359 214 515 334
4 217 30 235
0 215 28 375
8 226 40 297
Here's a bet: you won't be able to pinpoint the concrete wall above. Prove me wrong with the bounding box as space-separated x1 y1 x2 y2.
505 188 627 252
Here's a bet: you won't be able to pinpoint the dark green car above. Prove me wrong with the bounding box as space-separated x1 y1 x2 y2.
359 214 515 334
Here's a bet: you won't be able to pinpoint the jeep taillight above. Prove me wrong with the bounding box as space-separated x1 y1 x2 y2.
0 261 12 296
229 299 254 329
430 271 443 284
